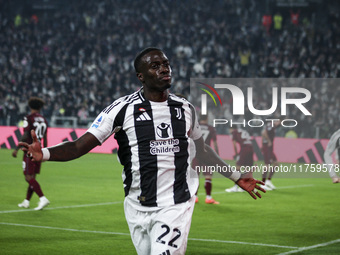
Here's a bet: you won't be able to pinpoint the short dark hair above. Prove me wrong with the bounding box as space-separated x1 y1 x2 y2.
28 97 45 110
134 47 162 73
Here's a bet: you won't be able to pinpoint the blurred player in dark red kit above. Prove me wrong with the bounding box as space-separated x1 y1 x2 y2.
261 119 281 190
12 97 50 210
194 114 220 204
225 127 254 193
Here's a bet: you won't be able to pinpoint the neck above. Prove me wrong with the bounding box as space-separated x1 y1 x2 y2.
31 109 39 114
143 89 169 102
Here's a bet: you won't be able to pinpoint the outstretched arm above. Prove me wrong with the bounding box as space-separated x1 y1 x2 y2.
19 130 100 162
194 136 265 199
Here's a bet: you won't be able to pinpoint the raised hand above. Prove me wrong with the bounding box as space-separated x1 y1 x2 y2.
236 172 266 199
18 130 43 162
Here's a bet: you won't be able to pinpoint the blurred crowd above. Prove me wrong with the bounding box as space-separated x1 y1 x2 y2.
0 0 339 138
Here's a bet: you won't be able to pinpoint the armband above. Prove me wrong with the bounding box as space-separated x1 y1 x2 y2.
229 171 242 182
42 148 50 162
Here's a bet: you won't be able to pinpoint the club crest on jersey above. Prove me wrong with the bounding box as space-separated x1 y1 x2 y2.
91 115 103 128
156 123 172 138
175 108 182 119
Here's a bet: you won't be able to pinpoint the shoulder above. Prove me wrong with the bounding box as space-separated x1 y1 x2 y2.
169 93 196 112
102 90 142 114
118 90 143 105
36 113 48 125
330 129 340 140
25 113 34 123
169 93 190 104
327 129 340 149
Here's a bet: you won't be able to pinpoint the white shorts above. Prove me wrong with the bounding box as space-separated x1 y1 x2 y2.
124 196 196 255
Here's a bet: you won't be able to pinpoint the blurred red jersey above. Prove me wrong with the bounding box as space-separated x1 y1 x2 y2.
231 128 252 148
23 112 48 144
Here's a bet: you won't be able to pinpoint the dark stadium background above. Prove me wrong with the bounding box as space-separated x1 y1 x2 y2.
0 0 339 138
1 2 340 255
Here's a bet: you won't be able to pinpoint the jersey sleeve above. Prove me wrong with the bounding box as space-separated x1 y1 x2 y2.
87 100 125 144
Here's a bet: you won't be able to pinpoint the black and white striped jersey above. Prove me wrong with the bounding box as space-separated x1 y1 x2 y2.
87 88 201 211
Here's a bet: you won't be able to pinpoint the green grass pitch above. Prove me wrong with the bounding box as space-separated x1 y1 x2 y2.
1 149 340 255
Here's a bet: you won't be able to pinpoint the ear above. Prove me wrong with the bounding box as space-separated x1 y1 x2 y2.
136 73 144 83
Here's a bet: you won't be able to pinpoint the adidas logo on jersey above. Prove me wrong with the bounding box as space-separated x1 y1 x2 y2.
136 111 151 121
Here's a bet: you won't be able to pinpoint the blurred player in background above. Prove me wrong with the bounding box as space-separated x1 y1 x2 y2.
19 48 265 255
12 97 50 210
194 114 220 204
324 129 340 183
225 127 254 193
261 119 281 190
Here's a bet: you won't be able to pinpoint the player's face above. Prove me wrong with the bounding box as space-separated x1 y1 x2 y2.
138 50 172 93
